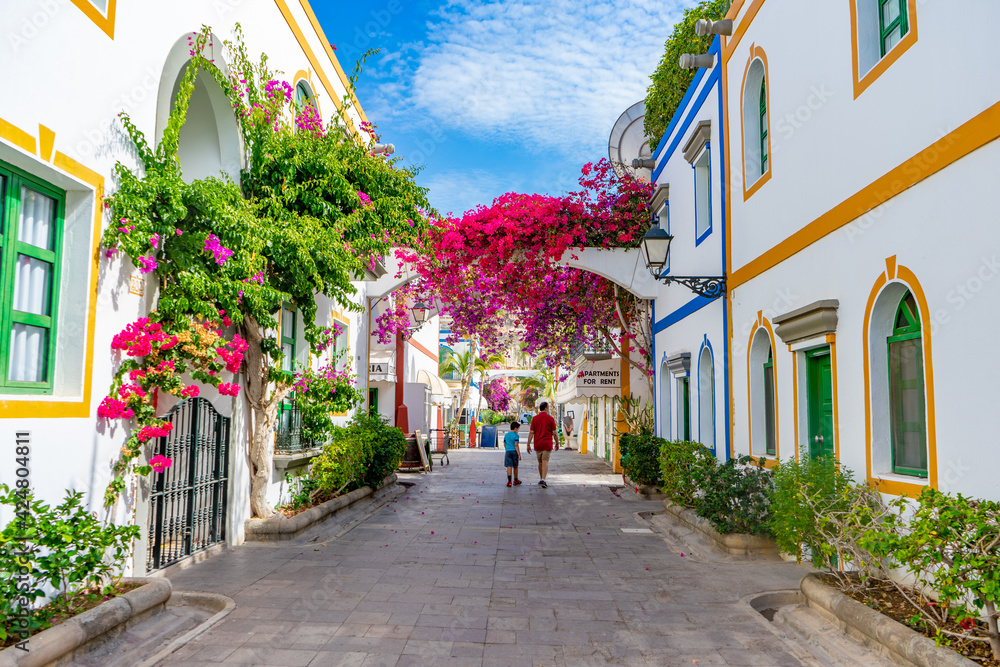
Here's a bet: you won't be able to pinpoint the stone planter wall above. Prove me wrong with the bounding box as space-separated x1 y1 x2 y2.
0 578 171 667
623 473 667 500
800 572 976 667
244 473 397 541
662 500 778 558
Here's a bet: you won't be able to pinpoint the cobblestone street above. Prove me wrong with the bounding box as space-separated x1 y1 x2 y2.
161 449 811 666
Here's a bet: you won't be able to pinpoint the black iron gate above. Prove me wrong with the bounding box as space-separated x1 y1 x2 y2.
147 397 230 572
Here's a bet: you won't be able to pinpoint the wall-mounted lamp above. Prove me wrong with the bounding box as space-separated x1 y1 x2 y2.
695 18 734 36
640 226 726 299
371 143 395 155
631 158 656 169
679 53 715 69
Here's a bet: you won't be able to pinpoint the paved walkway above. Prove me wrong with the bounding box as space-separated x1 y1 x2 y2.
161 449 812 666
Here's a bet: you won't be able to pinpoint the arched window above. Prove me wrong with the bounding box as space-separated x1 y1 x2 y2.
763 345 776 457
759 78 768 175
294 81 316 112
659 359 671 440
741 52 770 193
748 326 777 459
888 291 927 476
698 347 715 452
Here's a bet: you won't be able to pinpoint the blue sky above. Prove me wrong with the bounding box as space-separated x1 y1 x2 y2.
316 0 698 217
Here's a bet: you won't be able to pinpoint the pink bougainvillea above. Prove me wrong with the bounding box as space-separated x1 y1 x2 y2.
149 455 173 473
203 234 233 265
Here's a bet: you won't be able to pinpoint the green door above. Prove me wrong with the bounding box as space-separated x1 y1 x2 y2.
604 398 613 463
806 347 835 458
368 388 379 417
679 377 691 441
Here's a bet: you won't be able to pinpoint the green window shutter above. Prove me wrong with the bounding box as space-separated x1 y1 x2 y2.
879 0 909 57
888 291 927 477
280 304 297 375
759 78 768 175
0 163 64 394
763 346 776 456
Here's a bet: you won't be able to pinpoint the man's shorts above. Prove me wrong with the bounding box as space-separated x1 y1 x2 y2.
504 451 519 467
535 449 551 462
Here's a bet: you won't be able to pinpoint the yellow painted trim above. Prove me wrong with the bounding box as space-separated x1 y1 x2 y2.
746 314 779 465
731 99 1000 288
292 70 322 117
330 309 351 416
0 119 37 155
580 413 589 455
724 0 766 60
296 0 370 126
862 261 937 496
790 346 799 460
614 344 629 474
0 118 102 419
721 39 737 462
739 45 772 201
37 125 55 163
272 0 361 136
70 0 116 39
407 337 438 363
849 0 918 99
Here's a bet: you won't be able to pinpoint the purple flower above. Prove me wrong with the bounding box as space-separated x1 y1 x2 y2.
138 256 157 273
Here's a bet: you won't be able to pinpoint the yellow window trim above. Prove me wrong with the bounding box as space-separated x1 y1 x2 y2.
330 309 350 416
745 312 779 467
70 0 116 39
849 0 919 99
292 70 322 117
0 117 102 418
739 45 772 201
862 257 937 496
730 98 1000 289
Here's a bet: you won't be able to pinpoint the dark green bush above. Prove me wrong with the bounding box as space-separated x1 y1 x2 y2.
767 455 855 566
361 413 406 488
620 431 663 487
310 413 406 495
695 455 773 535
658 439 716 508
644 0 730 147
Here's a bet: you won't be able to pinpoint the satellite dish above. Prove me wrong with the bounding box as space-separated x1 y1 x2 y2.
608 101 652 183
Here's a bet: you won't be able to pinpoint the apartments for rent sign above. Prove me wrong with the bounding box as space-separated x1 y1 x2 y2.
576 360 621 396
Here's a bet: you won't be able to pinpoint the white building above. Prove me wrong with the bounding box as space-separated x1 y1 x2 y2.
0 0 404 574
646 37 729 460
721 0 1000 499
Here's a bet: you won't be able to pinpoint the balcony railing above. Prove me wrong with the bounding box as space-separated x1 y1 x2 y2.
275 396 316 453
572 337 616 363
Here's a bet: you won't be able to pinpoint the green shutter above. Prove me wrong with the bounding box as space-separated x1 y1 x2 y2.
879 0 909 57
0 163 64 394
888 291 927 477
759 78 768 175
763 346 776 456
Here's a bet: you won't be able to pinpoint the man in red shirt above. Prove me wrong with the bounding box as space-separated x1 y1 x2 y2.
526 402 558 488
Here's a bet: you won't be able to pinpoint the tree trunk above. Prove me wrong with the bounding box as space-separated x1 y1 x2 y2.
241 313 293 519
985 600 1000 661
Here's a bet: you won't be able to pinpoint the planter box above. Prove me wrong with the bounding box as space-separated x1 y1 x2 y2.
244 473 397 541
623 473 667 501
662 500 778 558
800 573 976 667
0 578 171 667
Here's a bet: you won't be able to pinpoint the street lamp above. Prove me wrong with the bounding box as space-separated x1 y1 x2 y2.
410 301 430 326
640 226 726 299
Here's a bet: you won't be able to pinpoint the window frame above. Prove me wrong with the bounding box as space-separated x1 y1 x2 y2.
678 376 691 441
763 346 777 456
279 303 297 376
887 291 927 477
693 146 712 246
0 162 65 395
878 0 909 58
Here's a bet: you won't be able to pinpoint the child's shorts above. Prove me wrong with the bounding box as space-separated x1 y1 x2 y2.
504 451 519 468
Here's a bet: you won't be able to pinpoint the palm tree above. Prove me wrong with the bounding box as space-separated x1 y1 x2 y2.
440 344 476 435
516 374 544 414
474 352 506 419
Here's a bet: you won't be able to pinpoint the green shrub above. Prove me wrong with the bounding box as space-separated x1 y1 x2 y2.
360 413 406 488
620 431 663 487
0 485 139 644
309 413 405 495
767 455 854 566
658 439 716 508
696 455 773 535
644 0 730 147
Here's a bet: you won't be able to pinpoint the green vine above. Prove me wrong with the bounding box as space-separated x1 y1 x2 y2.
643 0 730 147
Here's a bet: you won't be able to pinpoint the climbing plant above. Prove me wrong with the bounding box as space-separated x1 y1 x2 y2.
99 26 430 517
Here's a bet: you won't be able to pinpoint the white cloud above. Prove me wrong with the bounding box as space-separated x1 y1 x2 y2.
369 0 695 161
416 168 527 218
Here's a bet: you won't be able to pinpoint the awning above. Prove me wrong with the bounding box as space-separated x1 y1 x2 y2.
369 351 396 384
416 369 452 404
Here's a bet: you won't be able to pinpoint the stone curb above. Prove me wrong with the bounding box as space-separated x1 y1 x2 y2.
0 577 171 667
662 500 779 558
133 591 235 667
244 473 397 541
800 573 977 667
622 473 668 500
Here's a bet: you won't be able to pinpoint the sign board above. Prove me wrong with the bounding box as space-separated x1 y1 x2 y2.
370 362 389 374
128 275 144 296
576 359 622 397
